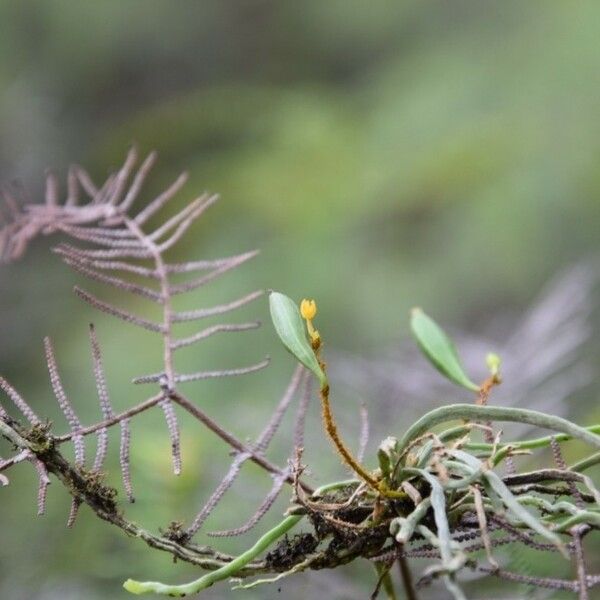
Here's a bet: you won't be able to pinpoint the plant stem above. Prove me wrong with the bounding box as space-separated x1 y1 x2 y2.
569 451 600 473
320 382 380 490
171 390 313 493
311 478 360 496
397 553 418 600
373 563 397 600
123 515 303 596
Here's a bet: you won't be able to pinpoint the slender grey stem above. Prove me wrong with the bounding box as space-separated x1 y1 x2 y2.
54 393 165 443
170 390 313 494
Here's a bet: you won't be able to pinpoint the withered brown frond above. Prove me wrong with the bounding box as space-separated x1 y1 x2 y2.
0 148 302 541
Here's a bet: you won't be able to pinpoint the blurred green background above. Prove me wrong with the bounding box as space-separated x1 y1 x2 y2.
0 2 599 598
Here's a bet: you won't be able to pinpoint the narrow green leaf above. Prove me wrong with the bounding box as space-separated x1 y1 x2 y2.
269 292 326 385
411 469 455 565
410 308 479 392
405 468 467 600
123 515 303 595
395 404 600 458
484 470 568 557
451 450 568 558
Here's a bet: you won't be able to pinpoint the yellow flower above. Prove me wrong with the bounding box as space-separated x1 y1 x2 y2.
300 299 317 321
300 298 320 345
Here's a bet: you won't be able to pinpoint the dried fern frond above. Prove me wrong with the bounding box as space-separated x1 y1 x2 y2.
1 148 268 472
0 148 301 538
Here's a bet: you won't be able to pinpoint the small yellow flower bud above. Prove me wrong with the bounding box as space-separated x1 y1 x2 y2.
300 299 317 321
486 352 501 376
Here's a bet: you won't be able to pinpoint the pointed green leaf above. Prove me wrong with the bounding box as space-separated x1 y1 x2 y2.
269 292 326 385
483 470 568 557
451 449 567 556
410 308 479 392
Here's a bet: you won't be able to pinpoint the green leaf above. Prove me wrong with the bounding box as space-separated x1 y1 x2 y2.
269 292 326 385
483 470 568 557
410 308 479 392
377 436 398 479
451 450 568 557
